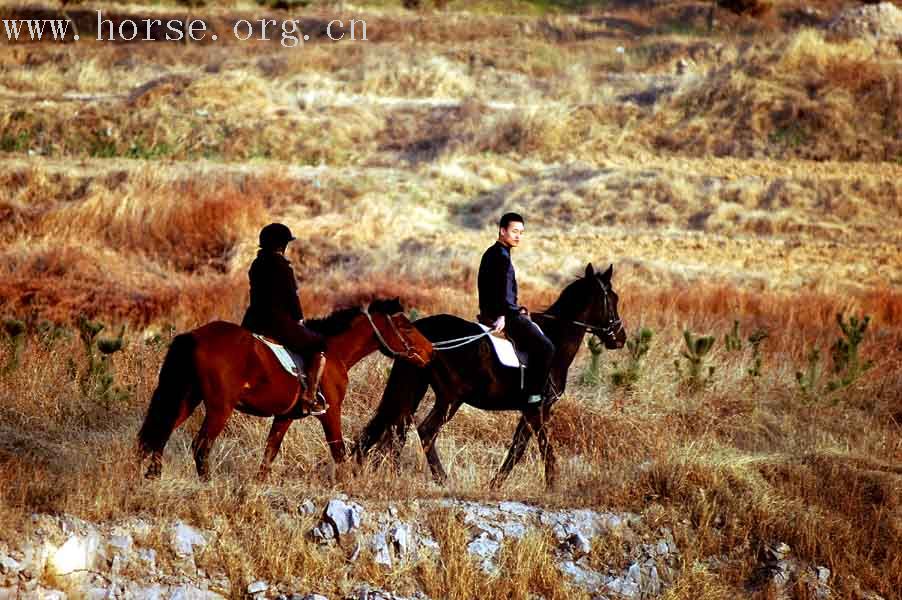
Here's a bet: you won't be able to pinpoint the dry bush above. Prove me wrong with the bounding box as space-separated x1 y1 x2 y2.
650 30 902 161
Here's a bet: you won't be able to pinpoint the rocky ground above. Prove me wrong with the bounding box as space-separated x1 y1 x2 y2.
1 496 845 600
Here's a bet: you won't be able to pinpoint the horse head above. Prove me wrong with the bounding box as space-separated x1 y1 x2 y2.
364 298 434 366
582 263 626 349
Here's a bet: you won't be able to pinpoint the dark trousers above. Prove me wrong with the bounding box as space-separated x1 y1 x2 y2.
505 314 555 397
273 319 326 357
243 311 326 357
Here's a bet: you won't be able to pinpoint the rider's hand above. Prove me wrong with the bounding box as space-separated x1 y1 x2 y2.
519 306 529 317
492 315 505 333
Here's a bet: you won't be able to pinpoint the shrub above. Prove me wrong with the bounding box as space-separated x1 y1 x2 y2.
675 330 716 391
610 327 653 390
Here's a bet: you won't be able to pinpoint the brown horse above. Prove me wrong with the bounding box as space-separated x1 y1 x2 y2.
137 298 433 481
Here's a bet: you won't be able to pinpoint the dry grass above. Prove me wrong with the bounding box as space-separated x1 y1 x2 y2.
1 1 901 598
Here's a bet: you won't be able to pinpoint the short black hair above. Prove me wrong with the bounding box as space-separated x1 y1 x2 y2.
499 212 524 229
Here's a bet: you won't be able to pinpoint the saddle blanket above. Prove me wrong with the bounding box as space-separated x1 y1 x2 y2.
252 334 303 377
476 321 546 368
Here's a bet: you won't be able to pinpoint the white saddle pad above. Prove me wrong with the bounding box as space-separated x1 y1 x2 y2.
252 334 299 376
475 321 545 368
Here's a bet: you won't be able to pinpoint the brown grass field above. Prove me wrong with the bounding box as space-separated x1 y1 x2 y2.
1 0 901 598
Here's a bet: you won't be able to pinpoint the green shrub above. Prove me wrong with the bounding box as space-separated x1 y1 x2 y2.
610 327 653 389
675 329 716 391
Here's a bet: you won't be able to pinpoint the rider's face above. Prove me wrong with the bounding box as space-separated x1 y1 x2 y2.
499 222 524 248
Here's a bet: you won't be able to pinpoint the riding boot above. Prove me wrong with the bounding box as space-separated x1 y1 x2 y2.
300 352 328 415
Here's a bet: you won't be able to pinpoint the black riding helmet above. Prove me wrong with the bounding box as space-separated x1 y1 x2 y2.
259 222 296 250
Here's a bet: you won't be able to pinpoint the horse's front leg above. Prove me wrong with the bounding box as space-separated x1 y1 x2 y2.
417 397 463 485
257 416 294 482
531 407 557 491
490 413 534 490
318 378 349 463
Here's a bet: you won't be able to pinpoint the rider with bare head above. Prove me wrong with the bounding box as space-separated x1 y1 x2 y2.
477 212 555 406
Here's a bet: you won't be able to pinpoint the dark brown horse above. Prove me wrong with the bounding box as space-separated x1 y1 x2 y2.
355 265 625 490
138 298 434 480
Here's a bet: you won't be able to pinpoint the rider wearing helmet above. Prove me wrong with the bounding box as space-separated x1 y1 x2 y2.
241 223 327 415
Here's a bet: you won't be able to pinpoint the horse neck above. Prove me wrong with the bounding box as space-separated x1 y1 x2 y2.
324 314 382 368
540 313 588 389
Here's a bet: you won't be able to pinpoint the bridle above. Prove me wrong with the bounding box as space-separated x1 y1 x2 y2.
362 306 428 364
535 278 623 343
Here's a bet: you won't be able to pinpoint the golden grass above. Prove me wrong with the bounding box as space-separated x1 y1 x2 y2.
1 1 901 598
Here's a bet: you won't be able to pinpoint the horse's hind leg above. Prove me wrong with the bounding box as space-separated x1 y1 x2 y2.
490 413 535 490
144 391 201 479
417 397 463 485
191 406 234 480
257 416 293 482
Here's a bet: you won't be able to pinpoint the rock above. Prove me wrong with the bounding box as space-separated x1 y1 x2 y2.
137 548 156 571
389 524 411 560
319 499 363 540
49 532 102 575
766 542 791 561
604 574 639 598
171 522 207 557
169 585 225 600
299 500 316 515
815 566 830 584
0 555 22 575
563 532 592 557
559 559 604 591
371 533 392 568
466 534 501 574
247 581 268 595
107 534 133 555
127 585 166 600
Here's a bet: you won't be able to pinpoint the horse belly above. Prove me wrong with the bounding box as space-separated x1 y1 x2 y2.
236 377 300 416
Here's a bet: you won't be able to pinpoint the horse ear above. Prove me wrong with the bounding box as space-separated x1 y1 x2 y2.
598 264 613 282
585 263 595 278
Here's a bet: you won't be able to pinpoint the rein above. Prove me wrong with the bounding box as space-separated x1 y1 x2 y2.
362 306 418 360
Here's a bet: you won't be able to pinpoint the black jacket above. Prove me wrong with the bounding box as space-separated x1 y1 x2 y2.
241 250 304 336
478 241 519 322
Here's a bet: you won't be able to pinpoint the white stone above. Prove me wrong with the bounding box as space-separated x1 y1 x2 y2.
323 499 363 539
466 534 500 574
107 535 133 554
565 532 592 556
171 523 206 557
390 524 411 559
0 555 21 574
247 581 268 594
559 560 603 591
128 585 166 600
50 533 101 575
371 533 392 568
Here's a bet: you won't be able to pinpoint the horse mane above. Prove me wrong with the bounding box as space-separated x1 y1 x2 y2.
542 275 589 317
306 297 403 337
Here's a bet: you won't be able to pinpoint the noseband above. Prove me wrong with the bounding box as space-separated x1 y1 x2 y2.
362 307 424 362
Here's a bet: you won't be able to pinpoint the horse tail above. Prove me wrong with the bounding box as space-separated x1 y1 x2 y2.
137 333 198 456
356 359 430 461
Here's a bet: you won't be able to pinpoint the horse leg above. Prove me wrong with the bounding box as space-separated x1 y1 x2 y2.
257 416 293 482
191 406 233 480
318 407 347 464
532 407 557 490
490 413 535 490
144 390 201 480
417 397 463 485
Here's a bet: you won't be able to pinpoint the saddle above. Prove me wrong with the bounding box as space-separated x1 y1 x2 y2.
251 334 325 411
476 323 529 368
